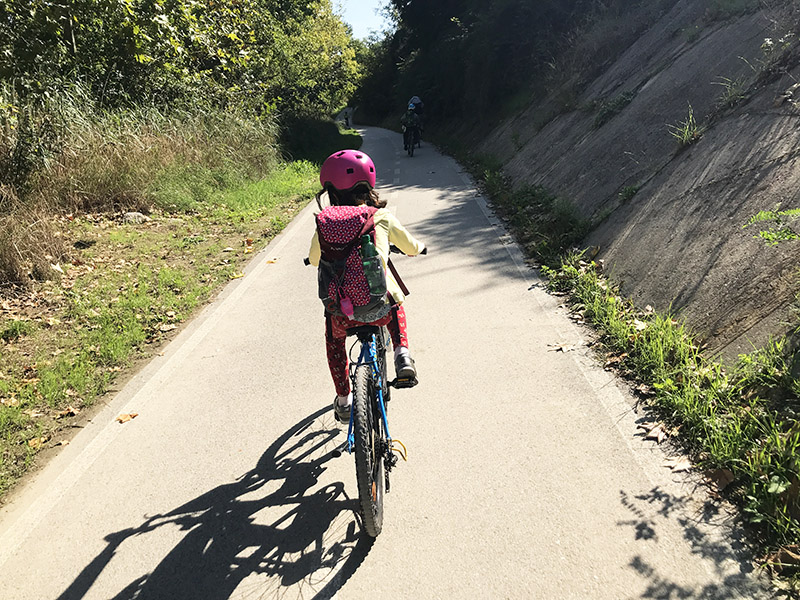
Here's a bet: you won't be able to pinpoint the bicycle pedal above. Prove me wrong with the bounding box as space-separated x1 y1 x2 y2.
390 376 418 389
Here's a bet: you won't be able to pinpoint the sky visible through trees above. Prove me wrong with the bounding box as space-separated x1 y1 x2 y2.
339 0 390 39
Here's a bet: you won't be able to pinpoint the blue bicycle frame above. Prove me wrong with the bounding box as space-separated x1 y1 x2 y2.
345 333 392 455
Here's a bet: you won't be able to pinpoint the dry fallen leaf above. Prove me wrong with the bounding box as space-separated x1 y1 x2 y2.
638 421 669 444
23 409 46 418
704 468 735 492
159 323 176 333
632 319 648 331
116 413 139 424
766 545 800 574
663 456 692 472
547 342 575 352
28 436 49 449
55 440 70 447
1 396 20 407
230 271 245 279
266 258 278 264
57 406 79 418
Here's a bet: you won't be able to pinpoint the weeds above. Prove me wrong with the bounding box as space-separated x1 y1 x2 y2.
712 76 747 109
0 160 321 497
542 253 800 550
469 154 800 557
479 166 589 267
668 104 705 147
593 91 636 128
745 205 800 245
619 185 639 203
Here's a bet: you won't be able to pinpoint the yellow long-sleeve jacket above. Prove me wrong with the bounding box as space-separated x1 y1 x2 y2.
308 208 425 304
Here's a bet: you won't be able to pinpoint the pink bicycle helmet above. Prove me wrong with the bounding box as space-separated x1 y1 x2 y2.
319 150 376 191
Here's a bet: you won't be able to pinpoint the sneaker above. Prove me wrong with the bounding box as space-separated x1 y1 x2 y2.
333 395 351 424
394 352 417 379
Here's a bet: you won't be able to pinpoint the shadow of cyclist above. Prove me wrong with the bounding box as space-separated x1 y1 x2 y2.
57 406 372 600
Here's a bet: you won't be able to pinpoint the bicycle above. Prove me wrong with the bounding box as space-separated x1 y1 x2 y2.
305 246 424 537
402 126 420 157
340 323 415 537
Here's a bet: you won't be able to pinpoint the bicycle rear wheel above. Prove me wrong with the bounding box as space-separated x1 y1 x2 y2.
352 363 385 537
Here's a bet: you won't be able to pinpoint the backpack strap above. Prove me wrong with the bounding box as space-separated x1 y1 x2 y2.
387 258 410 296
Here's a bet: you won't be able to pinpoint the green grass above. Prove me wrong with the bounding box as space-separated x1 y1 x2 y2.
543 253 800 555
593 91 636 128
0 158 326 498
0 320 35 343
464 155 800 569
713 76 747 109
668 104 705 147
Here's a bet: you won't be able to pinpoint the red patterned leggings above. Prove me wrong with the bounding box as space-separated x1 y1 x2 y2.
325 305 409 397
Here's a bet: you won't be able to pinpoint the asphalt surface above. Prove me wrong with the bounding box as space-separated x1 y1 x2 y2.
0 127 774 599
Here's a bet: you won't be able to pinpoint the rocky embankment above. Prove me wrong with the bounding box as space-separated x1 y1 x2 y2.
484 0 800 358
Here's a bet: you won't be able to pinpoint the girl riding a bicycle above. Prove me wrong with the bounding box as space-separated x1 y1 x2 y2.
308 150 426 423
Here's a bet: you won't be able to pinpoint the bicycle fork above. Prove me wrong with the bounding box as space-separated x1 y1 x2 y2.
344 336 408 466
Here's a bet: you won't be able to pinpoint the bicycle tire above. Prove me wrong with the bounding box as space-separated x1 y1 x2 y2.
352 363 385 537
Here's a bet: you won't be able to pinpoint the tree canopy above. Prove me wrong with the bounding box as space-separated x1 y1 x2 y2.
0 0 359 116
354 0 662 124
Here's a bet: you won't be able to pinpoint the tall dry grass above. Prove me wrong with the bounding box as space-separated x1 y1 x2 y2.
0 84 281 286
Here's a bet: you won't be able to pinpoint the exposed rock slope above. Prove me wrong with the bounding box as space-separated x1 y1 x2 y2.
484 0 800 357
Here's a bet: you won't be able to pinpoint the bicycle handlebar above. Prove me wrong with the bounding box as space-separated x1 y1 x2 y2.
390 245 428 256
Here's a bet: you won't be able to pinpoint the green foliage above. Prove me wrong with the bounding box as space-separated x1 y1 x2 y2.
619 185 639 203
593 91 636 128
479 166 590 267
0 0 360 117
355 0 680 129
667 104 705 147
712 76 746 109
744 206 800 246
543 256 800 546
279 117 362 164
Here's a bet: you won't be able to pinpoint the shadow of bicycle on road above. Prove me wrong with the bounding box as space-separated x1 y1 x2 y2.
57 406 370 600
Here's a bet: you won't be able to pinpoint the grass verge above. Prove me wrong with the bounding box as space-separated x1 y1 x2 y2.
0 160 321 499
469 158 800 580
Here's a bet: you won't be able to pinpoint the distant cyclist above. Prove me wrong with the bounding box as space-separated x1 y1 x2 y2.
308 150 426 423
408 95 424 118
401 104 421 151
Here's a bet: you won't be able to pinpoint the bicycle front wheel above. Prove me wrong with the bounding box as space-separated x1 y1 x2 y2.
352 363 385 537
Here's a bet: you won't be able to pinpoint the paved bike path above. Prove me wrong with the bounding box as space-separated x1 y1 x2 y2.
0 127 772 599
